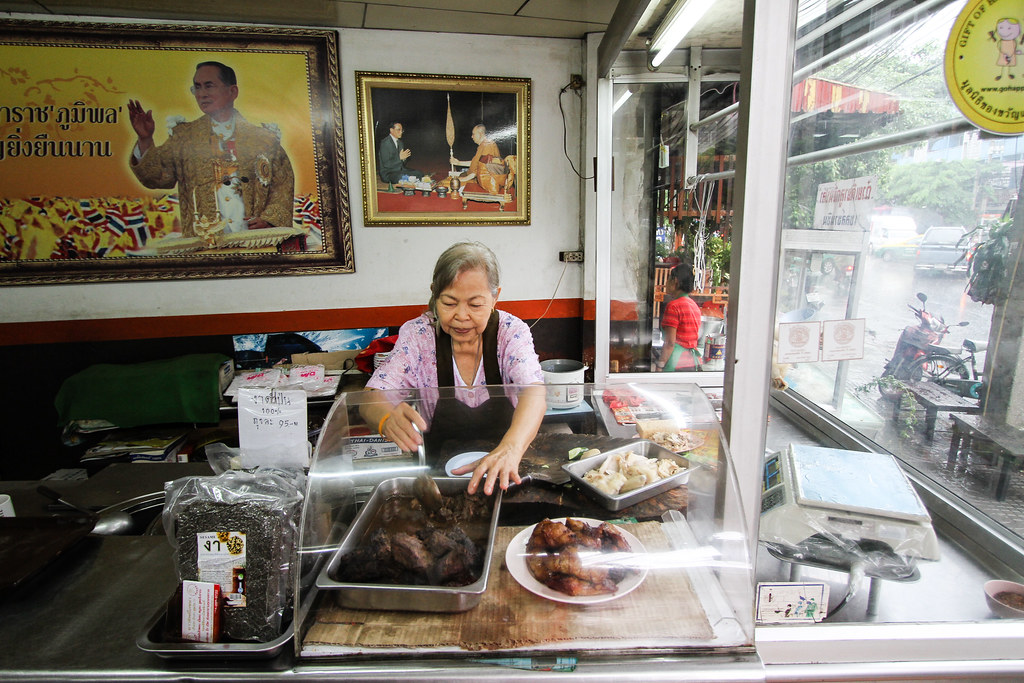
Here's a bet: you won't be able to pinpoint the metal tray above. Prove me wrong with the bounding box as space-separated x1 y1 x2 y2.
561 440 692 511
316 476 501 612
136 595 293 659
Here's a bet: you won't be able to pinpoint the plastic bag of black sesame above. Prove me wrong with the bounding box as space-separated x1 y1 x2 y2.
163 469 304 642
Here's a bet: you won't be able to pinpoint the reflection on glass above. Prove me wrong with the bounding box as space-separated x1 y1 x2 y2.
610 82 735 373
776 0 1024 551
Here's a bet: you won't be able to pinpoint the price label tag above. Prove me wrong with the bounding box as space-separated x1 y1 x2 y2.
237 387 308 468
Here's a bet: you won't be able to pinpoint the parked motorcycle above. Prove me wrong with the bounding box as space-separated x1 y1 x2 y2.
878 292 979 400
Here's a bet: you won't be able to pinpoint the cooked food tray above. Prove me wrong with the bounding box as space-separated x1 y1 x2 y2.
316 476 501 612
562 440 692 511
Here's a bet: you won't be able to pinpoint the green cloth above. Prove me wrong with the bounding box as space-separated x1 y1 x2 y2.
55 353 230 427
662 344 702 372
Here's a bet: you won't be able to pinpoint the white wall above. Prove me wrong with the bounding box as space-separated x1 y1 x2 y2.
0 26 585 323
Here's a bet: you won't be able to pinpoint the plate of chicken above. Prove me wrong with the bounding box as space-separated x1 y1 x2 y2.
505 517 647 604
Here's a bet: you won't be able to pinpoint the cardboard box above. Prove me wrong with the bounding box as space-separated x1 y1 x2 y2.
290 350 361 372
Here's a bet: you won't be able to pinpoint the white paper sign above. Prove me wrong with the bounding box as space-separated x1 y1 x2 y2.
822 319 865 361
813 175 876 230
237 388 309 468
776 321 820 364
756 582 829 623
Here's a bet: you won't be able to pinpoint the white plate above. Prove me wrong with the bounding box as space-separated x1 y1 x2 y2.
445 451 488 477
505 517 648 605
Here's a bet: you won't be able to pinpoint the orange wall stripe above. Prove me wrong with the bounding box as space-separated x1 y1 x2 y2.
0 298 585 346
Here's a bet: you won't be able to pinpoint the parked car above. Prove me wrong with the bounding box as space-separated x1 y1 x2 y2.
875 234 922 262
869 215 918 254
914 226 968 273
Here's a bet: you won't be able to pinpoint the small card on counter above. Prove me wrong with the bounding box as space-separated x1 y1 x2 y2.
756 582 829 623
181 580 221 643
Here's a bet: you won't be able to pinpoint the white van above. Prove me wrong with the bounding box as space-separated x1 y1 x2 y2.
868 215 918 253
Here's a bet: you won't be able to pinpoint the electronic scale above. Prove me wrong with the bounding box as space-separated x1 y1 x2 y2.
760 444 939 564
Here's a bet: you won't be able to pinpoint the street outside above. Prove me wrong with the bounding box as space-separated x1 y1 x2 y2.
783 252 1024 540
782 250 991 408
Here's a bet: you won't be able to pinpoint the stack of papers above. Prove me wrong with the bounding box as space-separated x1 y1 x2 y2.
82 428 188 463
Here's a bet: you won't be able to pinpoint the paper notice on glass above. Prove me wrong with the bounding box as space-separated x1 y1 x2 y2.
822 319 865 361
237 388 309 469
776 321 820 364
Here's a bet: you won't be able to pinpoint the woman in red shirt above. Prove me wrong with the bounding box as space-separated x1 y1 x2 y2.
657 265 703 371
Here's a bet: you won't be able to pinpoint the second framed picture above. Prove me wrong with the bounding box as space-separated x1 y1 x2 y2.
356 72 530 226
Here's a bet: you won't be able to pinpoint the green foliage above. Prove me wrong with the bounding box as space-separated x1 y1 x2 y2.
704 234 731 286
882 160 999 227
855 377 921 440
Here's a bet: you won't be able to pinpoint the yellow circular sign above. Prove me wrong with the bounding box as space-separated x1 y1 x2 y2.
944 0 1024 135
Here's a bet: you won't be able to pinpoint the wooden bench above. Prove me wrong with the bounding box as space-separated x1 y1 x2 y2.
892 380 980 440
947 414 1024 500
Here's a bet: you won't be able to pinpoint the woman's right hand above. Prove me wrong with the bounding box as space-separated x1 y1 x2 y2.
378 402 428 453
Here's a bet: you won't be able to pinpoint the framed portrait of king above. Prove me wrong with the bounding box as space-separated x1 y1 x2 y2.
356 71 531 226
0 20 353 284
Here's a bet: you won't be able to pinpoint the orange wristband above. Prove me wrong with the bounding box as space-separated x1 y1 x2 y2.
378 413 391 435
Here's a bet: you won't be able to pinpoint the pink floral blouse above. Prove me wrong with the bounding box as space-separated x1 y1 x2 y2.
366 311 544 413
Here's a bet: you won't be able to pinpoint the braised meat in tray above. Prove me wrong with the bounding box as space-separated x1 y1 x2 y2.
330 490 492 587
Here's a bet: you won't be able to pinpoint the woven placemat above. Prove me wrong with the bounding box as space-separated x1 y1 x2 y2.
304 520 712 652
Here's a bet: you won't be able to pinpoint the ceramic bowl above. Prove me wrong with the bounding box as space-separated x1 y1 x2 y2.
984 580 1024 618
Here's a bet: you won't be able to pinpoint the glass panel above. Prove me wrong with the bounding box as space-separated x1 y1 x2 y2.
296 383 754 659
776 0 1024 559
610 82 735 374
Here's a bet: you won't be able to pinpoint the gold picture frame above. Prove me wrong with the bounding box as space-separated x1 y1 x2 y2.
356 71 530 226
0 20 353 285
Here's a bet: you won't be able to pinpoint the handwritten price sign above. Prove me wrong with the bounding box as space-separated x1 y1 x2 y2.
237 388 309 468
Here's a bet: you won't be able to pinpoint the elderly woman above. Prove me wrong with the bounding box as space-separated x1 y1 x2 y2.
361 241 546 495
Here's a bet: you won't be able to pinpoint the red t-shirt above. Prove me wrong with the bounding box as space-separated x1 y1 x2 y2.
662 295 702 349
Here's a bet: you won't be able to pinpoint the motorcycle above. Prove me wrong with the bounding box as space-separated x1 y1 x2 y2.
878 292 979 400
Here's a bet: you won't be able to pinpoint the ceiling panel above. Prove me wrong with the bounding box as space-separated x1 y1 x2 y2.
0 0 744 49
363 4 607 39
519 0 619 24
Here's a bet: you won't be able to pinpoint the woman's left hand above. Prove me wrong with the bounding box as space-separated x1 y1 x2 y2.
456 442 525 495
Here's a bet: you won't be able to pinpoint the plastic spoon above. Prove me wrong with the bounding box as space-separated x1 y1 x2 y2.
36 485 135 536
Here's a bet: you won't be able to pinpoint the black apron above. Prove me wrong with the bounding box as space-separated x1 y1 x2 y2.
424 311 515 460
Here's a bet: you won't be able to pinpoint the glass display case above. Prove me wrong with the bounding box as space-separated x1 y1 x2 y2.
293 383 754 662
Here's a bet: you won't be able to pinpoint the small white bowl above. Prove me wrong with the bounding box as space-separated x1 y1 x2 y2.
984 580 1024 618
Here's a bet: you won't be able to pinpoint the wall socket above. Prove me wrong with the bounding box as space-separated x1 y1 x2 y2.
559 250 584 262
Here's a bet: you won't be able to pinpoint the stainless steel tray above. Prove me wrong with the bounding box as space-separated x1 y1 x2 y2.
136 597 292 659
561 440 692 511
315 476 501 612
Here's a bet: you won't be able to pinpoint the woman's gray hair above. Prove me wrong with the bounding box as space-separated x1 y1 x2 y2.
428 241 501 322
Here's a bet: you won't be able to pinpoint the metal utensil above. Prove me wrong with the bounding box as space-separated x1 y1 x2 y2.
413 473 443 513
36 485 135 536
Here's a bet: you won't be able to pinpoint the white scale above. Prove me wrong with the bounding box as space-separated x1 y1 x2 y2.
760 444 940 567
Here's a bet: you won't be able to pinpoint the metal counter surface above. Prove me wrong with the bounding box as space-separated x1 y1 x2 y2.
0 535 765 682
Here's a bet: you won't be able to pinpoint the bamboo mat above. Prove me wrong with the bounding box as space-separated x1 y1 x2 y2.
303 521 713 653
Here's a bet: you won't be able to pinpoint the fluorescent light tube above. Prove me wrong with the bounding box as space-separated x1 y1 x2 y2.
649 0 716 67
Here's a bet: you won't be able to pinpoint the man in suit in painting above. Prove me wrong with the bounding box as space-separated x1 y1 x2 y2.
127 60 295 238
377 121 428 186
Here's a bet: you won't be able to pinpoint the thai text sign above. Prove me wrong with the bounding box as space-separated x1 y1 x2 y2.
812 175 877 230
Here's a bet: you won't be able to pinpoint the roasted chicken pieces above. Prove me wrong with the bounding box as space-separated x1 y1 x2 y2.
525 518 636 596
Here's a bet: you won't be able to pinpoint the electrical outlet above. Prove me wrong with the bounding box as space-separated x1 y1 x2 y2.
569 74 584 90
559 250 584 263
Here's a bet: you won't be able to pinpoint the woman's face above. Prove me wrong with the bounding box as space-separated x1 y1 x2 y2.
436 267 499 343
